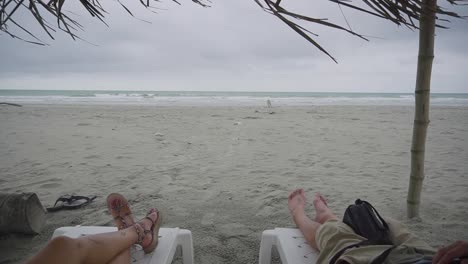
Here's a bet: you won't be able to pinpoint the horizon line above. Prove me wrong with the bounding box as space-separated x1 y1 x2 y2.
0 89 467 94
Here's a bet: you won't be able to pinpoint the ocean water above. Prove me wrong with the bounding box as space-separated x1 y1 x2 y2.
0 90 467 106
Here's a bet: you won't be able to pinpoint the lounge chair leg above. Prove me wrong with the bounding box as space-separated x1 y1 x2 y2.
178 229 194 264
259 230 276 264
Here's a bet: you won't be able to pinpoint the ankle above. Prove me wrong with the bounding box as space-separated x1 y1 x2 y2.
317 213 338 224
133 223 145 245
291 209 306 224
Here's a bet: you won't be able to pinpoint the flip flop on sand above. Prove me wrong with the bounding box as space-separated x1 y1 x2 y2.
107 193 134 230
47 195 97 212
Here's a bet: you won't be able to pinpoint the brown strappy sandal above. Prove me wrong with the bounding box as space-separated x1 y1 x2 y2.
106 193 135 230
134 208 162 254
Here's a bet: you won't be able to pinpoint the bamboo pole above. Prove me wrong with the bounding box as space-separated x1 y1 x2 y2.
407 0 436 218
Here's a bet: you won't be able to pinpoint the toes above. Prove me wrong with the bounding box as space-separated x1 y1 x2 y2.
289 189 300 200
289 189 306 202
320 196 328 206
294 190 300 197
313 193 328 208
299 189 305 197
313 194 321 204
315 193 328 205
149 211 159 223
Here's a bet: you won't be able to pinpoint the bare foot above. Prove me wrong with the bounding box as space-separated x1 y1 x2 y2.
313 193 337 224
288 189 306 218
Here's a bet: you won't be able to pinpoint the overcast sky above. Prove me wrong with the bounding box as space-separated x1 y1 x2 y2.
1 0 467 92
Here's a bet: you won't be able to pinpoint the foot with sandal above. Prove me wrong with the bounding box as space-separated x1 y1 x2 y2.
27 193 162 264
107 193 162 254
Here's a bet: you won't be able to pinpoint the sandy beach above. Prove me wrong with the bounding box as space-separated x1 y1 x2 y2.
0 104 467 263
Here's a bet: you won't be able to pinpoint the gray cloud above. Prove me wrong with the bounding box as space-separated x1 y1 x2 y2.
1 0 467 92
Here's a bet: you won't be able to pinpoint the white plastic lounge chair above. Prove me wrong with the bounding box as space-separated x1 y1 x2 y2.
52 226 194 264
259 228 319 264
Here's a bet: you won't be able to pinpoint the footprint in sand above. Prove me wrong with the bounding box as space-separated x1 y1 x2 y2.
255 205 275 217
201 213 216 226
84 155 100 159
120 179 130 185
217 223 252 237
250 170 268 174
116 156 132 160
40 183 61 189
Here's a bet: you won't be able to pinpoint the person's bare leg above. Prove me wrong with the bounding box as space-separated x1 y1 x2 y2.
109 249 131 264
107 193 135 264
313 193 338 224
26 228 137 264
288 190 339 250
27 211 159 264
288 189 322 250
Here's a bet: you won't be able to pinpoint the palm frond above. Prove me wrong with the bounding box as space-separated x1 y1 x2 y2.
255 0 465 62
0 0 465 61
0 0 208 44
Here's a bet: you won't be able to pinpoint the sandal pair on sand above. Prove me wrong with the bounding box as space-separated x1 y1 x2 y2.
106 193 162 254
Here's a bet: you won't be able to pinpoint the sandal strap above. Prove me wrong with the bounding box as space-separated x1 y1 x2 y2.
133 223 145 245
145 209 159 225
144 216 156 226
134 209 159 248
110 202 132 229
114 215 129 229
52 195 72 207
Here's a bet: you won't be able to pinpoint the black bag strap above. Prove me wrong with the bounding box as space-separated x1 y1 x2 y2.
356 199 389 231
329 241 395 264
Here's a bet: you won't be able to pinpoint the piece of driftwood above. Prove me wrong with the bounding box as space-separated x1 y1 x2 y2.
0 102 22 107
0 193 46 235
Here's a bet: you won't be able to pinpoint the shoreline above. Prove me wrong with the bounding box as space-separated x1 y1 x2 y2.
2 103 468 108
1 92 468 107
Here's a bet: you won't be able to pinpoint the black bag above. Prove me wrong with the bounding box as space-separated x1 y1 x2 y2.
343 199 393 245
329 199 395 264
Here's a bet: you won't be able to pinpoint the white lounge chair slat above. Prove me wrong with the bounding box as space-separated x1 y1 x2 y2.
259 228 319 264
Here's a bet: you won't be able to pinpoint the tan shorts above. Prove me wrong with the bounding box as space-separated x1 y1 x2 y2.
315 219 436 264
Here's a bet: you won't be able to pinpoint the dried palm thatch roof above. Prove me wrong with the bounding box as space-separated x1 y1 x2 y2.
0 0 466 61
255 0 466 62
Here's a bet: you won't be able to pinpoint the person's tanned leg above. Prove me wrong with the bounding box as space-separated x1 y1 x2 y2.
109 249 131 264
27 210 159 264
106 193 135 264
288 189 338 251
26 228 137 264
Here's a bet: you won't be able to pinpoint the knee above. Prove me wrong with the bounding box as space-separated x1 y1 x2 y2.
49 236 76 251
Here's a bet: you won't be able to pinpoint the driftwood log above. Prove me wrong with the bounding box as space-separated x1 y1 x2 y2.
0 193 46 234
